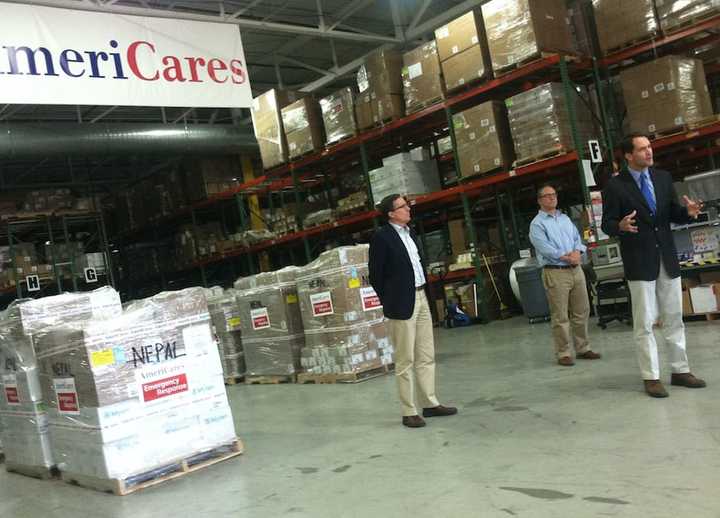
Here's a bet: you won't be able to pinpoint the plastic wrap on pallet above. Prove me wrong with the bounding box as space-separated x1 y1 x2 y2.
251 89 302 170
482 0 574 73
591 0 658 55
235 267 304 376
506 82 595 164
31 287 235 480
368 152 441 203
280 98 325 159
0 304 53 469
619 55 714 135
208 290 245 379
402 40 445 114
320 87 357 145
296 245 394 375
303 208 335 228
657 0 720 32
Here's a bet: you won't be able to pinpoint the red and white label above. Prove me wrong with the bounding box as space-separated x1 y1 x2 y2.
250 307 271 330
310 291 334 317
3 374 19 406
141 373 189 403
53 377 80 414
360 287 382 311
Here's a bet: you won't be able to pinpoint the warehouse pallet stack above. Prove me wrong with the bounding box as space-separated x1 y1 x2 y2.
234 267 305 383
296 245 394 384
22 287 239 495
207 289 246 384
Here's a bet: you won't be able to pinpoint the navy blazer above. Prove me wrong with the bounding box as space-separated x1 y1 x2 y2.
369 224 427 320
601 167 692 281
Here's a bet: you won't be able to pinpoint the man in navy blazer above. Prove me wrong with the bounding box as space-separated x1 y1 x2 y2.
369 193 457 428
602 133 706 398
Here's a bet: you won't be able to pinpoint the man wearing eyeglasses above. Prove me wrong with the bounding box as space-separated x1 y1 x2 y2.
529 184 601 366
369 193 457 428
601 133 705 398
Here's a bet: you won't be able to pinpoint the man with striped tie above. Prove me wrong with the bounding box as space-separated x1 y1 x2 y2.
601 134 706 398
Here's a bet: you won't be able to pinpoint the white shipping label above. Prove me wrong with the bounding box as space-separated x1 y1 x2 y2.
667 82 675 91
471 35 478 44
182 323 214 353
648 124 656 132
481 118 490 127
408 62 423 80
2 373 19 406
53 377 80 414
452 45 459 54
489 125 496 133
360 287 382 311
289 142 297 151
469 132 476 140
494 157 501 165
310 291 334 316
250 307 271 330
654 82 665 93
641 90 649 99
458 78 465 85
474 164 480 172
674 116 684 125
437 26 449 39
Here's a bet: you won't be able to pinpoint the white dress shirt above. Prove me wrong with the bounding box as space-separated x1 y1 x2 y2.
390 222 426 287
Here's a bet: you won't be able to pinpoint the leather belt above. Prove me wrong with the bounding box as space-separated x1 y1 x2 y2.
544 264 577 270
415 285 426 291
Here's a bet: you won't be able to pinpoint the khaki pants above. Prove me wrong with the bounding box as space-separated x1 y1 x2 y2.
386 290 440 417
541 266 590 359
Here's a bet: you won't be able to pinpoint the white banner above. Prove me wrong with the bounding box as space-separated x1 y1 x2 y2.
0 4 253 107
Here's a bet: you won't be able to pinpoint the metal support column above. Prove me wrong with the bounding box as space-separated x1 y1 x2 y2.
95 212 116 288
461 193 489 323
236 193 255 275
62 216 78 291
46 216 62 292
190 209 207 287
8 223 20 299
291 166 312 262
507 189 523 251
495 193 513 262
359 144 379 229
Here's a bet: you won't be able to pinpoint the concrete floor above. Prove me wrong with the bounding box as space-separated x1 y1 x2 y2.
2 316 720 518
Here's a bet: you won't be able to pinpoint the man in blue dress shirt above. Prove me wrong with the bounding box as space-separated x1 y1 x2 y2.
529 184 602 366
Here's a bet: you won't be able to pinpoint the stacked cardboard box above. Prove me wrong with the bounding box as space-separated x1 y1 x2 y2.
31 288 236 481
184 159 241 203
506 82 595 164
336 192 368 216
251 89 302 170
402 40 446 112
655 0 719 34
592 0 658 55
208 291 245 379
482 0 574 75
296 245 393 375
320 87 358 145
281 98 325 159
266 208 299 236
434 10 491 92
174 223 225 267
22 189 74 213
355 49 405 130
234 267 305 376
619 55 713 135
368 152 441 203
303 209 335 228
452 100 514 178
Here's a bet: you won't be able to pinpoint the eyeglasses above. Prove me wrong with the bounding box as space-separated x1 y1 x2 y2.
539 193 557 199
392 202 410 211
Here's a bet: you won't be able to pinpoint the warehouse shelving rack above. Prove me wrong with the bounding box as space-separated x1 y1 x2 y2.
109 10 720 317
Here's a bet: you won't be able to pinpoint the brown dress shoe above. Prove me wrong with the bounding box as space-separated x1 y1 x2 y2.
422 405 458 417
644 380 669 398
402 415 426 428
558 356 574 366
577 350 601 360
671 373 707 388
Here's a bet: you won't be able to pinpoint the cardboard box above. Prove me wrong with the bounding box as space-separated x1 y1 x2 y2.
355 93 374 130
402 40 446 113
619 55 713 135
682 289 693 315
592 0 658 55
448 219 466 256
365 49 403 96
434 9 489 63
482 0 574 74
689 284 720 313
452 100 514 177
441 44 488 92
320 87 357 145
656 0 719 34
251 89 302 169
372 93 404 124
281 97 325 159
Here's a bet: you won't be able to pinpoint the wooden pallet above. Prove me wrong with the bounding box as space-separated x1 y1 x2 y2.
289 146 321 162
61 439 243 496
684 312 719 322
297 364 395 384
1 210 54 221
663 9 720 35
649 115 720 139
495 52 578 77
326 132 358 149
406 95 445 115
224 375 245 386
5 462 59 480
371 115 402 128
513 148 570 168
244 374 296 385
603 32 660 56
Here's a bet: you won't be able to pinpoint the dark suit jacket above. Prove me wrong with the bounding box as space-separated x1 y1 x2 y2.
601 167 692 281
369 224 427 320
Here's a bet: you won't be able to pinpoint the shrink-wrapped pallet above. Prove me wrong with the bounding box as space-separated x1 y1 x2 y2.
208 290 245 379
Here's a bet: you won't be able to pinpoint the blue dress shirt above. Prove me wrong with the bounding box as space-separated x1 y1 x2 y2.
628 166 656 203
529 210 586 267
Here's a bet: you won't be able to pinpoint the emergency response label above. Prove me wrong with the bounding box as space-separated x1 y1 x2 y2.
310 291 334 316
250 307 271 330
53 377 80 414
360 287 382 311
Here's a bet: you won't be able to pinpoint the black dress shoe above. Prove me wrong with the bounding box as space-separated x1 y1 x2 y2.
422 405 458 417
402 415 426 428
